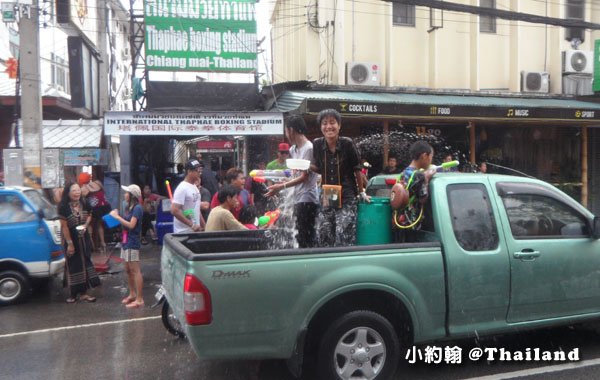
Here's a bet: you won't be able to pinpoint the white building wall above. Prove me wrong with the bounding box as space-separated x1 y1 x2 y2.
270 0 600 94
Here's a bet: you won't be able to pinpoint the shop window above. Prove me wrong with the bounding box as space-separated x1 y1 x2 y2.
480 0 496 33
393 3 415 27
50 52 70 94
447 184 499 251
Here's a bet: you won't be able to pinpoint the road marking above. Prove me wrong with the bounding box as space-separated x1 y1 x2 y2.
462 357 600 380
0 316 161 339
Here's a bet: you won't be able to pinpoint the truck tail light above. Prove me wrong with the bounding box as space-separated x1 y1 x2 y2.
184 273 212 325
50 250 63 259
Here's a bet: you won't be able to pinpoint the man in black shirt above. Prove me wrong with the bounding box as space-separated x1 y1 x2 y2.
312 109 370 247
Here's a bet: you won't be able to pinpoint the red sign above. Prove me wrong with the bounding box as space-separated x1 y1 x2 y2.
197 141 235 149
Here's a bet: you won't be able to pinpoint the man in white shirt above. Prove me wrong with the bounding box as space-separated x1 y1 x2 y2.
171 158 205 233
266 115 319 247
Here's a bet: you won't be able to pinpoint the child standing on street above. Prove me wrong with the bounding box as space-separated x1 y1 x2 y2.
109 184 145 308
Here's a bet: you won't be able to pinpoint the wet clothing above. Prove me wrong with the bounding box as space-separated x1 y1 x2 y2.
59 201 100 296
122 203 143 250
205 205 248 232
313 137 361 247
318 198 358 247
172 181 201 233
289 141 319 248
295 202 319 248
210 189 252 221
266 159 287 170
312 137 361 203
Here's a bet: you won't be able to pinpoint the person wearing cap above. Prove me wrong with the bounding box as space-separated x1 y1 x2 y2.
266 142 290 170
266 115 319 248
109 184 145 308
171 158 205 233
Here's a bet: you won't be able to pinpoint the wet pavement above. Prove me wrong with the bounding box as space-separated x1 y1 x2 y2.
3 243 600 379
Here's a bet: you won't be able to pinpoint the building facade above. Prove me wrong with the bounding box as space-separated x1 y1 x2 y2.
270 0 596 94
267 0 600 213
0 0 132 178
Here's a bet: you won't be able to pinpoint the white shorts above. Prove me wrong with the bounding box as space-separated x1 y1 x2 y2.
121 248 140 262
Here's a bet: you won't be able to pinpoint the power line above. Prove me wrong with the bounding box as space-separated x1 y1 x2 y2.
385 0 600 29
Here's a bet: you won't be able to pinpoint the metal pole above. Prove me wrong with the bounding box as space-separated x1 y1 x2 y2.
581 126 588 208
469 122 476 164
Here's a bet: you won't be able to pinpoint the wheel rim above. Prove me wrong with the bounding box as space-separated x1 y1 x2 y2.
333 326 386 380
0 277 21 301
168 305 184 334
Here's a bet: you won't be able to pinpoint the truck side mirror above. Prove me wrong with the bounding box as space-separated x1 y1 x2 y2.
37 208 45 220
593 217 600 240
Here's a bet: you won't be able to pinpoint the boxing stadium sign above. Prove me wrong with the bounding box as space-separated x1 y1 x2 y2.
104 111 284 135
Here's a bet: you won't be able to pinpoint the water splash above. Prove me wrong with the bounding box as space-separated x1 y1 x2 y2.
354 130 469 174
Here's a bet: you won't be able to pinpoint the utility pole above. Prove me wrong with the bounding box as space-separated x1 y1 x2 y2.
19 0 43 187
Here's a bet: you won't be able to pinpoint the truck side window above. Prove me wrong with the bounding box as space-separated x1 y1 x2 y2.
0 195 37 224
447 184 499 251
501 194 589 239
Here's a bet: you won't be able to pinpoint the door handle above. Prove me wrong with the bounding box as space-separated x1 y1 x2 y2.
513 250 541 260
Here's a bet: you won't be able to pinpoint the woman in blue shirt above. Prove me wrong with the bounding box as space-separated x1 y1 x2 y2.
109 184 145 308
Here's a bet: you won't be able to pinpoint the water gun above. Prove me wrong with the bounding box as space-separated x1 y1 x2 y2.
430 160 459 172
249 169 292 183
183 209 194 219
165 180 173 200
258 209 281 227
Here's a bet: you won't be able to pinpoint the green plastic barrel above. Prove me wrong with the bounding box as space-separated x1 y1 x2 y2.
356 197 392 245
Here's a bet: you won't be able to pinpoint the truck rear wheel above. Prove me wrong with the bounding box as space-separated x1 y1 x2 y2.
317 310 399 380
0 270 30 306
161 300 186 338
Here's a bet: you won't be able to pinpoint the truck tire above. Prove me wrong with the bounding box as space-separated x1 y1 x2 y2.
0 270 30 306
317 310 399 380
161 300 186 338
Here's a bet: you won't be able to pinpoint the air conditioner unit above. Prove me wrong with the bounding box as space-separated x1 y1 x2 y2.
521 71 549 93
346 62 381 86
562 50 593 74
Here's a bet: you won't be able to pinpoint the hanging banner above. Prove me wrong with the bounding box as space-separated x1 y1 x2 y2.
143 0 257 72
104 111 284 135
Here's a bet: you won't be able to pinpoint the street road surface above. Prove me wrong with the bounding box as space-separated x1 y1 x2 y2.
2 244 600 379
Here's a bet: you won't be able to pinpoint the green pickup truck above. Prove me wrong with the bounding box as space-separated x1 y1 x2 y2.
160 173 600 380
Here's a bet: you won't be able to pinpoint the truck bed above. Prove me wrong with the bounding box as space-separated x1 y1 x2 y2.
161 229 447 360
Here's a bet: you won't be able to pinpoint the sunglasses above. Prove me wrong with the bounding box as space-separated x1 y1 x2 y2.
279 151 290 154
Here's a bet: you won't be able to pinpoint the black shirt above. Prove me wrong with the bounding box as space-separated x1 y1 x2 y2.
313 136 361 202
382 166 401 174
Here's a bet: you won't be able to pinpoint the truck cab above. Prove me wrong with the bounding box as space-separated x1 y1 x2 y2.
0 186 64 305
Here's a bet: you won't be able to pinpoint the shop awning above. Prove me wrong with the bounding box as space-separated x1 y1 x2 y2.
268 87 600 124
15 119 103 148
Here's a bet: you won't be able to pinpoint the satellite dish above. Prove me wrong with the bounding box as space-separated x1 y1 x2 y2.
571 51 587 72
350 63 369 84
